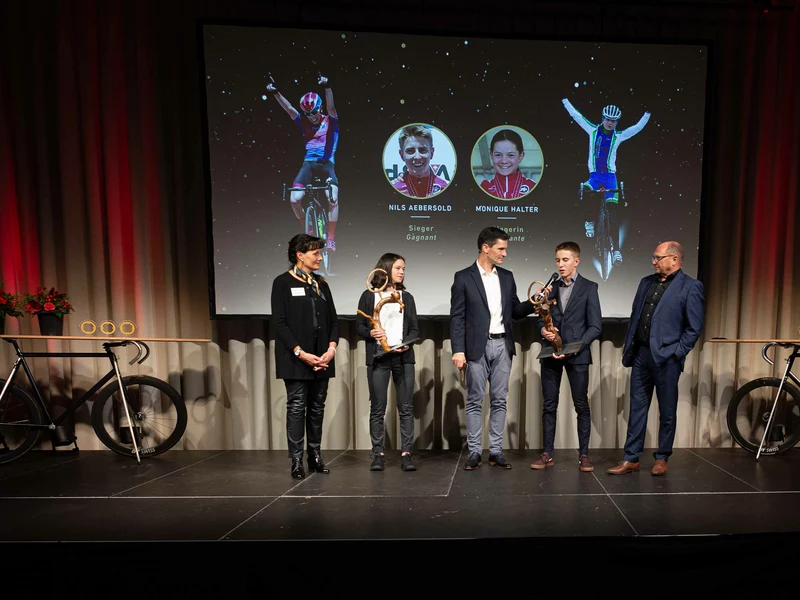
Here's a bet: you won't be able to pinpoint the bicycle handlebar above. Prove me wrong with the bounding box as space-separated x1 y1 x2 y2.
762 342 777 366
761 341 800 366
282 179 334 202
103 340 151 365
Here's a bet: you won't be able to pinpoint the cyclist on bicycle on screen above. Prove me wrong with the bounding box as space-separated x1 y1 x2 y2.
267 74 340 252
562 99 650 266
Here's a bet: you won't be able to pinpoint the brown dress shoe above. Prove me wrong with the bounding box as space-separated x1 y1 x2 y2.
607 460 640 475
578 455 594 472
530 453 554 470
651 459 668 476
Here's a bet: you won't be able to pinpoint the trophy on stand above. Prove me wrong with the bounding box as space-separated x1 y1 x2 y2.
527 275 585 359
357 268 405 354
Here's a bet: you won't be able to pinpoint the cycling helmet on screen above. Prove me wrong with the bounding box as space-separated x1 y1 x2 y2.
602 105 622 120
299 92 322 115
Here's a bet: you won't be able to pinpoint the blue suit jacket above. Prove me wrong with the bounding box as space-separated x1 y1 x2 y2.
536 274 602 365
622 269 704 371
449 262 534 361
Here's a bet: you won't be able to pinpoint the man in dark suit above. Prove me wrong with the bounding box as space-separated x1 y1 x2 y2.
450 227 535 470
530 242 602 473
608 240 704 476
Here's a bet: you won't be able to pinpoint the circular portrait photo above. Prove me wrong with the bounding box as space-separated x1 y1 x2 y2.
383 123 456 199
471 126 543 200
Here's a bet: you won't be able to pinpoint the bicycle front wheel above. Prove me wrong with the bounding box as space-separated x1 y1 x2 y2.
595 206 612 280
0 382 43 464
91 376 187 458
727 377 800 455
304 204 316 237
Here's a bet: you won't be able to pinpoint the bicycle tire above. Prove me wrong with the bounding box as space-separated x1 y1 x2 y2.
320 206 331 274
311 194 331 274
0 381 43 465
726 377 800 455
596 204 612 280
305 204 316 237
91 375 187 458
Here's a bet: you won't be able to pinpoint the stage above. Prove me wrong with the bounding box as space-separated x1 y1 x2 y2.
2 448 799 592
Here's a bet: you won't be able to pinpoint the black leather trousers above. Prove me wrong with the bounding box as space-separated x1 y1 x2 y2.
285 379 329 460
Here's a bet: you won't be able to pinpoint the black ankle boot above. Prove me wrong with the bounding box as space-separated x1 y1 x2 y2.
307 453 330 474
291 458 305 479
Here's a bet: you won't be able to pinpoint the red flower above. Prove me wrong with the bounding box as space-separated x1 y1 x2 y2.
44 302 56 312
0 297 6 305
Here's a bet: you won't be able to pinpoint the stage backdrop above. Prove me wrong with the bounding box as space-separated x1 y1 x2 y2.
0 0 799 454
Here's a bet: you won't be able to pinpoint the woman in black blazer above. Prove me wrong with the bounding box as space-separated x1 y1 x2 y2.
271 234 339 479
356 253 420 472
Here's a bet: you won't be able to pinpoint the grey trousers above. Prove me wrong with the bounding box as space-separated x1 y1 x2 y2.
465 338 512 456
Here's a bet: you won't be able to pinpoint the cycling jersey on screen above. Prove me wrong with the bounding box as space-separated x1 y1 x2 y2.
480 172 536 200
293 114 339 162
562 98 650 174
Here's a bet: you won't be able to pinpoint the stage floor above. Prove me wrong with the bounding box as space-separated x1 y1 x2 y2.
1 447 799 542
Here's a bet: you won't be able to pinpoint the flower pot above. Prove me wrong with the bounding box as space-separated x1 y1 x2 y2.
38 312 64 336
0 317 5 336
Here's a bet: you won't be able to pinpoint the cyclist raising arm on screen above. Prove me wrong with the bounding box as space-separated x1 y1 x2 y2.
267 74 340 252
562 99 650 266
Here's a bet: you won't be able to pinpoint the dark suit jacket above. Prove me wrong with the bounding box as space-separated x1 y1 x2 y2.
271 271 339 380
536 273 602 365
622 269 704 371
356 289 420 366
449 262 535 361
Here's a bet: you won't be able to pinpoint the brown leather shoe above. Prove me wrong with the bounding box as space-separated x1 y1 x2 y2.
578 455 594 472
651 459 668 476
530 453 554 470
607 460 640 475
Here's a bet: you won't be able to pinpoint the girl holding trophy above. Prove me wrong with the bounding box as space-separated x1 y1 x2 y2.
356 253 420 472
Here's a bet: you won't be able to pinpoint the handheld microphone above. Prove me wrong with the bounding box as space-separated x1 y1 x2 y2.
534 272 560 301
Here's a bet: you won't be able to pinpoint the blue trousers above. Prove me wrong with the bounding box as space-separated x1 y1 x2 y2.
623 345 681 462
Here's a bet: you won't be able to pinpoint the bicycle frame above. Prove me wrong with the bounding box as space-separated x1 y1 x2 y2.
0 339 150 463
756 342 800 459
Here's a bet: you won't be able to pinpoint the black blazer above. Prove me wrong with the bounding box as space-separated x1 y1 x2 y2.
536 273 602 365
356 289 420 366
271 270 339 380
449 262 535 361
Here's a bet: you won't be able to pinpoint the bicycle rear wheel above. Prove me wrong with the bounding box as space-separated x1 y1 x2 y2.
726 377 800 455
0 382 43 464
91 376 187 458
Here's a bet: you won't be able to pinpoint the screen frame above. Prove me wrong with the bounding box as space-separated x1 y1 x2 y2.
197 18 713 321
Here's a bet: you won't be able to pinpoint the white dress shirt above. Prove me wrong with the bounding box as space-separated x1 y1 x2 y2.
477 261 504 334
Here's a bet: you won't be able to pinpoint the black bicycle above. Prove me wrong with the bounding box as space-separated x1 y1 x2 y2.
0 339 187 464
283 177 333 274
579 182 624 281
727 342 800 458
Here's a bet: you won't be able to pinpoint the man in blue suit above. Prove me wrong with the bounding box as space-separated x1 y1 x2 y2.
530 242 602 473
608 241 704 476
450 227 536 470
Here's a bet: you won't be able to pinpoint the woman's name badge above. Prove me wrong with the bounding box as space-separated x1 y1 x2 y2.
291 287 306 297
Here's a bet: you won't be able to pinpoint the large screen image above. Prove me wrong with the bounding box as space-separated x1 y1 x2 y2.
202 25 707 317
